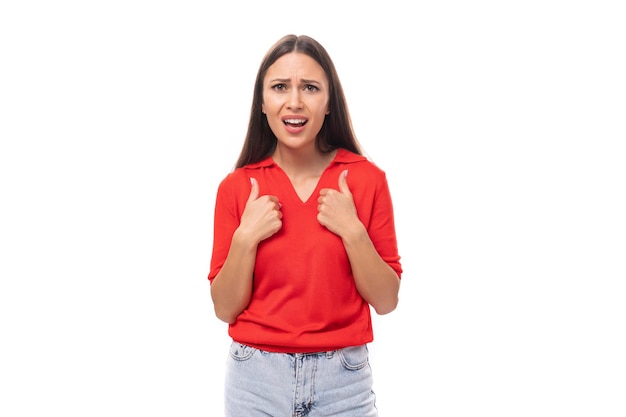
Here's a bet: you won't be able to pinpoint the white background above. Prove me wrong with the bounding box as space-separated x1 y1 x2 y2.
1 1 625 416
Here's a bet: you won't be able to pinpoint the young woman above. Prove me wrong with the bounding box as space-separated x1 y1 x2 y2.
208 34 402 416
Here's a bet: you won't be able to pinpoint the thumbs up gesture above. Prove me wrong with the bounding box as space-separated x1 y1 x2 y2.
239 177 283 243
317 170 359 237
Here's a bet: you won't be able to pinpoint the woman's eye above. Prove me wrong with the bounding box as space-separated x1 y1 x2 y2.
272 84 286 91
304 85 319 92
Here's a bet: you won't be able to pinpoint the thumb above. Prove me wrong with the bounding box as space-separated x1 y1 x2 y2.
338 170 351 194
248 177 259 202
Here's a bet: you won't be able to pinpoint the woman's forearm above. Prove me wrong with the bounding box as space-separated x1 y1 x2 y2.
342 225 400 315
210 229 258 323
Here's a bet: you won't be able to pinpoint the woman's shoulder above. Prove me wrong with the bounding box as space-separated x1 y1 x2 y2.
218 167 249 190
219 156 275 190
335 149 387 178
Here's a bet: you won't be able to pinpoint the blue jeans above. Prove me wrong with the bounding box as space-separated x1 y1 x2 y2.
224 342 378 417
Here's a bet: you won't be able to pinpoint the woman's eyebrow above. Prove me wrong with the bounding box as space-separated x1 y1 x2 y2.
267 78 322 84
268 78 290 83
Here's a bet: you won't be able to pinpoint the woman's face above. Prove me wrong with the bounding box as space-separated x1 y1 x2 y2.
262 52 330 152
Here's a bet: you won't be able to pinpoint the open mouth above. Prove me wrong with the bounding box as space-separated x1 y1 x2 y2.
283 118 307 127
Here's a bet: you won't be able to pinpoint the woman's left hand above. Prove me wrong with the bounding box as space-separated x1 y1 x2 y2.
317 170 361 237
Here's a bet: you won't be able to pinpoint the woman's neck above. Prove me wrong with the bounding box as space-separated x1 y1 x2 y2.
272 145 336 178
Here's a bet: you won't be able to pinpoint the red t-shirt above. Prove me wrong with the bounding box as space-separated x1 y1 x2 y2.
208 149 402 353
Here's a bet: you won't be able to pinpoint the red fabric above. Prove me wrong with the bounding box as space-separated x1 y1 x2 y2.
208 149 402 353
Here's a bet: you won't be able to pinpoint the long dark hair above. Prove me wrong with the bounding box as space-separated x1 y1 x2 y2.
235 34 361 168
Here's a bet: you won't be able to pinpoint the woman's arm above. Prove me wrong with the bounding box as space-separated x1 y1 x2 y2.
210 178 282 323
317 170 400 315
340 223 400 314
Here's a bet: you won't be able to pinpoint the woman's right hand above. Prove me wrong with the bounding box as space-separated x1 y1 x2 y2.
237 177 282 243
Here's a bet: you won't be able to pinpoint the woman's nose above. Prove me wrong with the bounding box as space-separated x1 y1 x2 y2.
287 89 303 109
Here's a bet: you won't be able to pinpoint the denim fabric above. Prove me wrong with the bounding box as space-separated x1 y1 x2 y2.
224 342 378 417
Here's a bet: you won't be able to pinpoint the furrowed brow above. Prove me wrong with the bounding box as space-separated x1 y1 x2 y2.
268 78 290 83
300 79 321 85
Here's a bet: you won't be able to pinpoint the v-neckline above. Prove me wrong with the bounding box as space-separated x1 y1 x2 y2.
274 152 337 204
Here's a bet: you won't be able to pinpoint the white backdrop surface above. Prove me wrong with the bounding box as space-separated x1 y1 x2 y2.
1 1 625 416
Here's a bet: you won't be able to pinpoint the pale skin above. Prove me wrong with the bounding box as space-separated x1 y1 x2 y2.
211 52 400 324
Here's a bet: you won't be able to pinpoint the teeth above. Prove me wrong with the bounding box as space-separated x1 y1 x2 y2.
284 119 306 124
